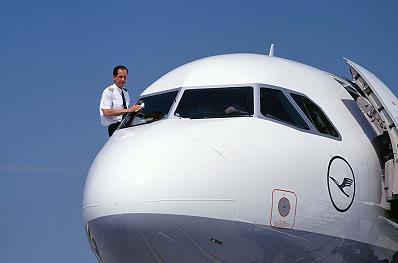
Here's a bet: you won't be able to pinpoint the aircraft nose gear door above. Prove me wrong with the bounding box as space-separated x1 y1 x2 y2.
345 58 398 203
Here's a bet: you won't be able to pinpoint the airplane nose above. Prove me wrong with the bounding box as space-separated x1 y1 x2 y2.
83 124 234 224
82 124 236 262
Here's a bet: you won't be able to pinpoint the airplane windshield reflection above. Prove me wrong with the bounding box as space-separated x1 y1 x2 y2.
174 86 254 119
119 90 178 129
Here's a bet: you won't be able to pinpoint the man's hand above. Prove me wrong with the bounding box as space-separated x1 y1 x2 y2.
102 104 143 117
127 105 143 112
225 106 237 114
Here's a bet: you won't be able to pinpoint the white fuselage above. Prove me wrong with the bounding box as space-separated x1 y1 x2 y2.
83 54 398 262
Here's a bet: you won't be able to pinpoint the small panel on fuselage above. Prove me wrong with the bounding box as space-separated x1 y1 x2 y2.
270 189 297 229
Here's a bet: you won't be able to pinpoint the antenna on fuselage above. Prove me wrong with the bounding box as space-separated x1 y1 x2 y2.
268 44 275 56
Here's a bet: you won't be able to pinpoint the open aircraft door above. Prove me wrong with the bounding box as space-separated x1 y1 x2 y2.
345 58 398 204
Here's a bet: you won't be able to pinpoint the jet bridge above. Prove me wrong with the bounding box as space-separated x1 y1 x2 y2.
344 59 398 204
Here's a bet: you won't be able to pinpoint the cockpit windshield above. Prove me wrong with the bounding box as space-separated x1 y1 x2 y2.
174 87 254 119
119 90 178 129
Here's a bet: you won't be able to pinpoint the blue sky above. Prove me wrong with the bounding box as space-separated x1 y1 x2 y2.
1 0 397 262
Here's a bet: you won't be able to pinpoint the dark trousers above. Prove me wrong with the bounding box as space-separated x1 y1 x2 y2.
108 122 121 137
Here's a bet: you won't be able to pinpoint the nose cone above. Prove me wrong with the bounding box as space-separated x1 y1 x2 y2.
83 120 234 224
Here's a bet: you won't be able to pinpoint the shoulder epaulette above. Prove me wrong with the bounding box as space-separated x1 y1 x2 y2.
107 87 114 92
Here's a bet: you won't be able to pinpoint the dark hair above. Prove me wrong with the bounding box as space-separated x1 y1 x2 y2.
113 65 128 76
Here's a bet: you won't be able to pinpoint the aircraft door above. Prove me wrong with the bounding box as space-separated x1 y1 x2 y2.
346 59 398 203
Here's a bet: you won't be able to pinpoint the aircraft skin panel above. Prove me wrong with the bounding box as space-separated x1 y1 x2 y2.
86 213 397 263
83 53 398 262
83 117 390 250
142 54 342 101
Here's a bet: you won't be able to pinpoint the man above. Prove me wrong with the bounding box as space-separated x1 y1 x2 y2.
99 65 142 137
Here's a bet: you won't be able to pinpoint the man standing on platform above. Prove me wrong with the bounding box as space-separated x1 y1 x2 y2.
99 65 142 137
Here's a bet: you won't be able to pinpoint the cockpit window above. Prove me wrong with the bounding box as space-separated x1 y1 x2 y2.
174 87 253 119
119 90 178 129
260 88 310 130
291 93 339 137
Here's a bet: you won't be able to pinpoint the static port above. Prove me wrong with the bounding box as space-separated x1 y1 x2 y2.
210 238 223 245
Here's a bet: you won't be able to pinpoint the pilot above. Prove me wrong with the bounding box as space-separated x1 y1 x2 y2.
224 104 249 115
99 65 142 137
224 96 250 115
225 106 247 114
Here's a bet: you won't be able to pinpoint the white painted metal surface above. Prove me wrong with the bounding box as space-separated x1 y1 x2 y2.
83 54 398 261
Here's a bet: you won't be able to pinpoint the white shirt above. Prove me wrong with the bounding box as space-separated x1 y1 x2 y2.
99 84 130 126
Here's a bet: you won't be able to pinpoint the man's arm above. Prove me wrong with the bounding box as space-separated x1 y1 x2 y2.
100 88 142 117
224 106 248 114
102 105 142 117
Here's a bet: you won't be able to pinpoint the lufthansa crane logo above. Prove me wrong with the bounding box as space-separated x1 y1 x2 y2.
327 156 355 212
329 177 353 197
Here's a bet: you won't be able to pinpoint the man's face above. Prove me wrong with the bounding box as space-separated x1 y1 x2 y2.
113 69 128 88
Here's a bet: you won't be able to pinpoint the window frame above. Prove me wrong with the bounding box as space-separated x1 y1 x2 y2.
138 87 181 120
119 88 181 129
258 86 311 131
256 84 341 140
134 83 341 141
289 91 341 140
169 84 255 119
